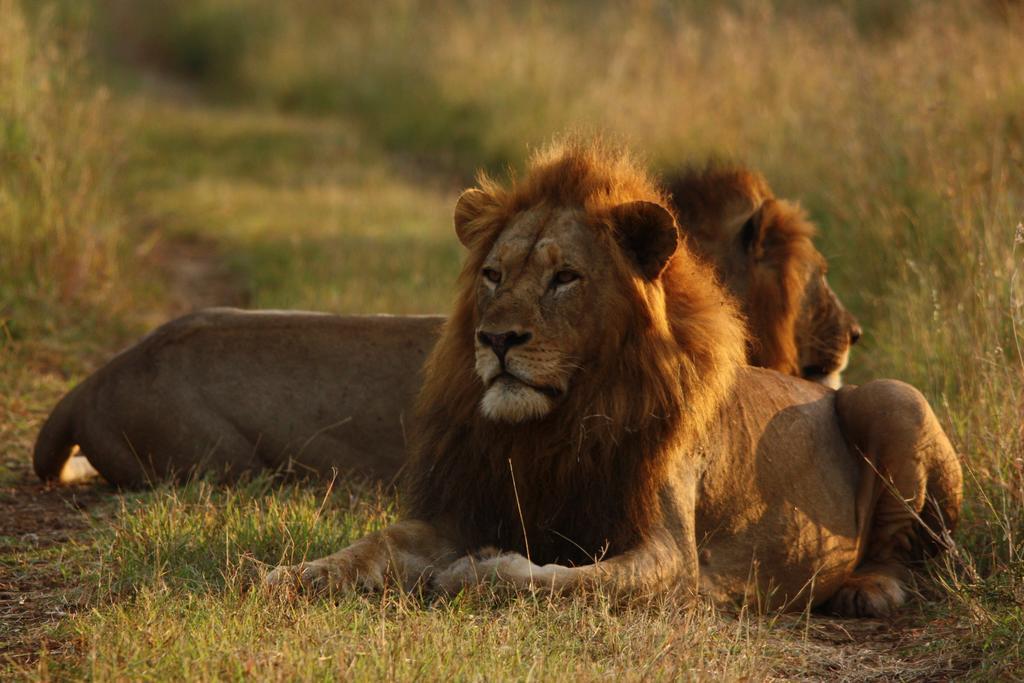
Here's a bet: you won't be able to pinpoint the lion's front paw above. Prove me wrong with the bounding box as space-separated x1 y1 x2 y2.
433 554 483 595
264 561 329 593
263 563 296 588
434 550 549 595
264 558 383 595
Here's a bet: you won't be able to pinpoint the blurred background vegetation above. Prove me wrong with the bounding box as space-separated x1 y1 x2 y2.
2 0 1023 677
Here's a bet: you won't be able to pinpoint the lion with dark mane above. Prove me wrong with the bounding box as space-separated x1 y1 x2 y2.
266 141 962 617
665 164 860 387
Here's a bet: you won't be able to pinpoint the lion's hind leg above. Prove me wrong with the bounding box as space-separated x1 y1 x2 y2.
831 379 963 618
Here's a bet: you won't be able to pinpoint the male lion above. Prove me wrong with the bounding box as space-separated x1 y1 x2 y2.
33 166 858 487
265 142 961 618
665 165 861 387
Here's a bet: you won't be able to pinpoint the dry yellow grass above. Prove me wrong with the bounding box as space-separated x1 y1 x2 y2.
0 0 121 309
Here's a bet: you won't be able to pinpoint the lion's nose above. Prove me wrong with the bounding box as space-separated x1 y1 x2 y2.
849 323 862 345
478 330 532 363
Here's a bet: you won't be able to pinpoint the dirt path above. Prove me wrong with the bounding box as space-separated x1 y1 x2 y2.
0 233 248 666
145 231 250 315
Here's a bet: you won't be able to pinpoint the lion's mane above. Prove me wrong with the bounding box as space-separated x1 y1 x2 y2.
402 142 747 566
664 164 819 376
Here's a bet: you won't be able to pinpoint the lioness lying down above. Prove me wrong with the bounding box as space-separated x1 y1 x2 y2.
34 164 859 486
264 142 961 617
34 312 442 485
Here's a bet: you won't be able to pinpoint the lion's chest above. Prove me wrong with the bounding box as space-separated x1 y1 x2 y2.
452 449 659 566
465 489 627 566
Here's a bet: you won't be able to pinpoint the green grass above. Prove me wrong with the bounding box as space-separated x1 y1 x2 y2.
3 0 1024 679
119 99 462 313
31 478 1000 680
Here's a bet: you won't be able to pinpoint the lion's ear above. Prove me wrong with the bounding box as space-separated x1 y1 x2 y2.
610 201 679 281
737 201 769 260
454 188 497 248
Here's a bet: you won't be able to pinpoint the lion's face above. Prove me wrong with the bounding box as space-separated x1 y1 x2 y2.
454 191 679 423
473 208 614 422
794 260 861 390
734 201 862 388
740 201 863 387
406 143 749 566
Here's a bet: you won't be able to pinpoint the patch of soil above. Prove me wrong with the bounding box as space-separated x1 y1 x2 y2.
0 467 112 664
766 614 973 680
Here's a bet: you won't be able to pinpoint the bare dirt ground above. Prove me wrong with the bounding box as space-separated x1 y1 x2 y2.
144 231 250 316
0 475 109 665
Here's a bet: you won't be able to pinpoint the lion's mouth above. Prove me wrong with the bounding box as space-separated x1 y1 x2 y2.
802 348 849 387
801 365 843 390
801 364 833 380
492 372 563 398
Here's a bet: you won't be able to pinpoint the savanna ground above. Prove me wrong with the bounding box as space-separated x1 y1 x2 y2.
2 0 1023 679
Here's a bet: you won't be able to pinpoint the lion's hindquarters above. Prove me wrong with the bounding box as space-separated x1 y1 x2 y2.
828 380 963 617
33 310 441 486
835 379 963 559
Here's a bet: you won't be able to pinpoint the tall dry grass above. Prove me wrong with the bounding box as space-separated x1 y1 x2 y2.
0 0 120 310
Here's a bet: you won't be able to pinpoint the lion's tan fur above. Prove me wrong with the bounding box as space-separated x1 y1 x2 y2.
33 310 443 486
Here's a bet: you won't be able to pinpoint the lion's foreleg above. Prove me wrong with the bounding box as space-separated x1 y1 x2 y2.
265 519 459 594
436 473 700 602
437 477 700 599
436 524 698 600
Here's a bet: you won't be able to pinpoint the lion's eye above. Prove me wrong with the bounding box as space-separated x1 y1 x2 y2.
552 270 580 287
482 268 502 284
